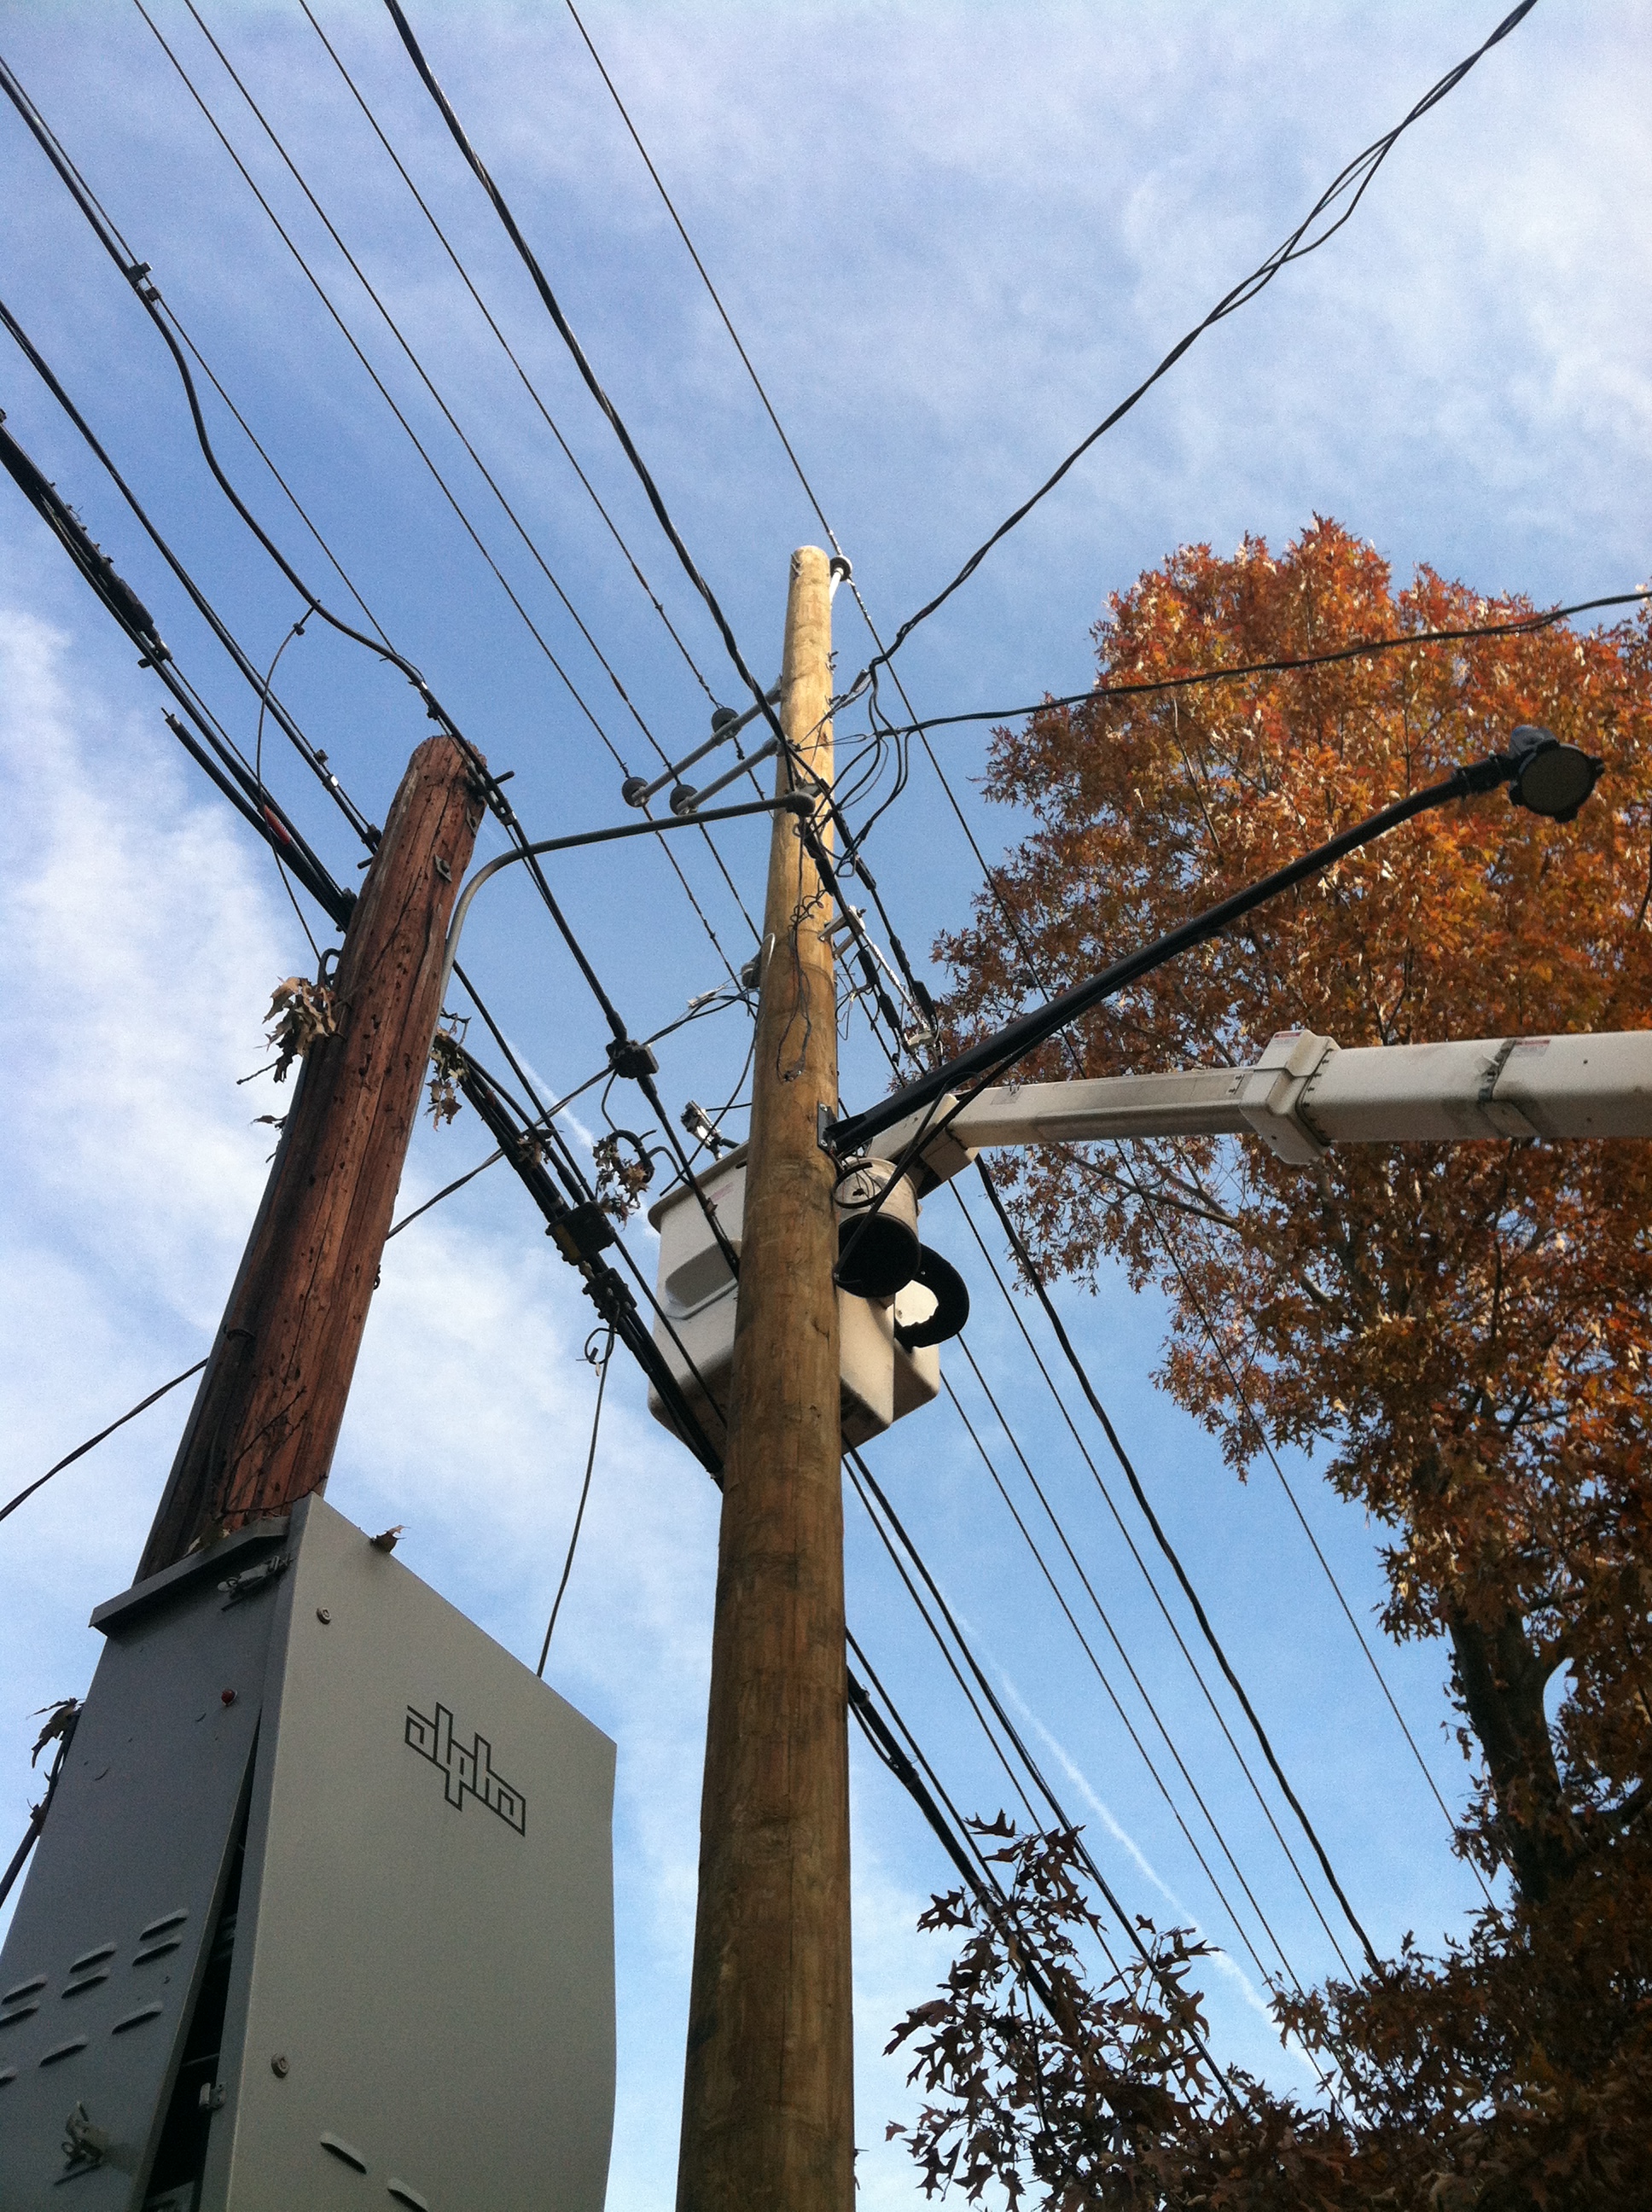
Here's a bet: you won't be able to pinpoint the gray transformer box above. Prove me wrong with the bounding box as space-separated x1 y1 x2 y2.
0 1493 617 2211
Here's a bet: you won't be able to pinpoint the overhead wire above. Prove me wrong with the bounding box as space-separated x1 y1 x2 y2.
381 0 793 760
845 585 1652 742
852 0 1543 684
546 9 1406 1977
298 0 718 707
970 1163 1382 1971
941 1342 1330 1995
141 0 762 969
846 1447 1239 2107
1 1360 209 1528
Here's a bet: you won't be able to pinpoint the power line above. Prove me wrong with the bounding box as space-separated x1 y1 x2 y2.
539 19 1410 1982
299 0 718 708
381 0 791 759
137 2 764 968
1 1360 208 1528
970 1161 1382 1972
857 0 1542 684
846 1447 1239 2107
940 1342 1329 1994
844 586 1652 742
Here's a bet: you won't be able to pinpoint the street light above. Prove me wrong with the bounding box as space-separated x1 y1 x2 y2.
1506 723 1603 822
827 729 1606 1185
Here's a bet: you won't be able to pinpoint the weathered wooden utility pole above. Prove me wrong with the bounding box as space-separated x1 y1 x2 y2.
137 733 480 1577
677 547 850 2210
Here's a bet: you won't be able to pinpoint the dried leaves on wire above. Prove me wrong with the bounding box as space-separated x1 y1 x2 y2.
592 1128 657 1221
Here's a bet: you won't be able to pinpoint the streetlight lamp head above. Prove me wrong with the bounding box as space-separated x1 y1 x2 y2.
1505 724 1603 823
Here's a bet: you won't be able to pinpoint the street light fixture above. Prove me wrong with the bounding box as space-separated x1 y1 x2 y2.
827 729 1606 1176
1505 723 1603 822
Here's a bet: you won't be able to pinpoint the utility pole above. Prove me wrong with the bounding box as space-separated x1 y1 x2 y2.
137 733 481 1577
677 547 849 2210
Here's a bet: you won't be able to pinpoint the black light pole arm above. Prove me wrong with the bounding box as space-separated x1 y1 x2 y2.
828 756 1517 1161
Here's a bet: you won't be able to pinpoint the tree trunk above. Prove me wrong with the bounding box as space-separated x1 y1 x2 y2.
1444 1600 1574 1902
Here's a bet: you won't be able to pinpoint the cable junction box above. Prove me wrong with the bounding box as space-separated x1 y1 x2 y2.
0 1493 616 2211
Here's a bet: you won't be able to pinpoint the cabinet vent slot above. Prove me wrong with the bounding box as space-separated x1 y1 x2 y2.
138 1908 189 1942
321 2133 369 2173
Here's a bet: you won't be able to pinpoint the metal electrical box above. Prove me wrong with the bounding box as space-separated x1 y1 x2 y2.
0 1493 616 2211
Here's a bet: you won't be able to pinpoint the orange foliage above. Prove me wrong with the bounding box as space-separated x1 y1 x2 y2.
903 520 1652 2199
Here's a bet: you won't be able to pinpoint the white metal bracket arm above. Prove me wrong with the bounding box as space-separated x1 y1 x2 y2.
875 1028 1652 1190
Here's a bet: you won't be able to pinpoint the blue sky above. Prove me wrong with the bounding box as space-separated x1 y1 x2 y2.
2 2 1649 2203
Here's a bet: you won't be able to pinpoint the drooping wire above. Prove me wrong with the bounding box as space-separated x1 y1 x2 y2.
252 615 322 963
537 1324 614 1674
843 586 1652 742
853 0 1542 684
1 1360 208 1529
134 0 638 781
153 0 765 965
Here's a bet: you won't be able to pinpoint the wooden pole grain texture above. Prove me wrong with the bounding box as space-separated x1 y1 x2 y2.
137 735 481 1578
676 547 851 2212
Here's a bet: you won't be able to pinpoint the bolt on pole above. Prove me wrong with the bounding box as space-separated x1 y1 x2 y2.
676 547 852 2210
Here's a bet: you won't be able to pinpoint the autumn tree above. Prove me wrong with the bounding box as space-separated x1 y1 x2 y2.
893 519 1652 2201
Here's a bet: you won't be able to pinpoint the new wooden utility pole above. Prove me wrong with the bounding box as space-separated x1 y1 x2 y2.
677 547 850 2210
138 733 480 1577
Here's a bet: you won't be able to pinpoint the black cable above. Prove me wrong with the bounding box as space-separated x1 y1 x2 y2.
133 3 637 778
381 0 791 757
972 1162 1382 1972
0 1360 208 1528
300 0 717 707
1114 1159 1494 1899
858 0 1542 682
941 1346 1323 1994
2 294 385 849
0 407 353 925
536 1324 614 1673
846 1447 1238 2106
854 587 1652 742
950 1179 1427 1922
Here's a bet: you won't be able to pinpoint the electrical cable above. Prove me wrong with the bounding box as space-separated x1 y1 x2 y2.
971 1161 1382 1972
942 1343 1327 1995
132 2 633 779
536 1324 614 1674
0 405 355 926
380 0 792 759
111 16 763 975
856 0 1542 683
299 0 718 707
2 293 380 850
852 587 1652 742
1 1360 209 1529
846 1447 1239 2107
